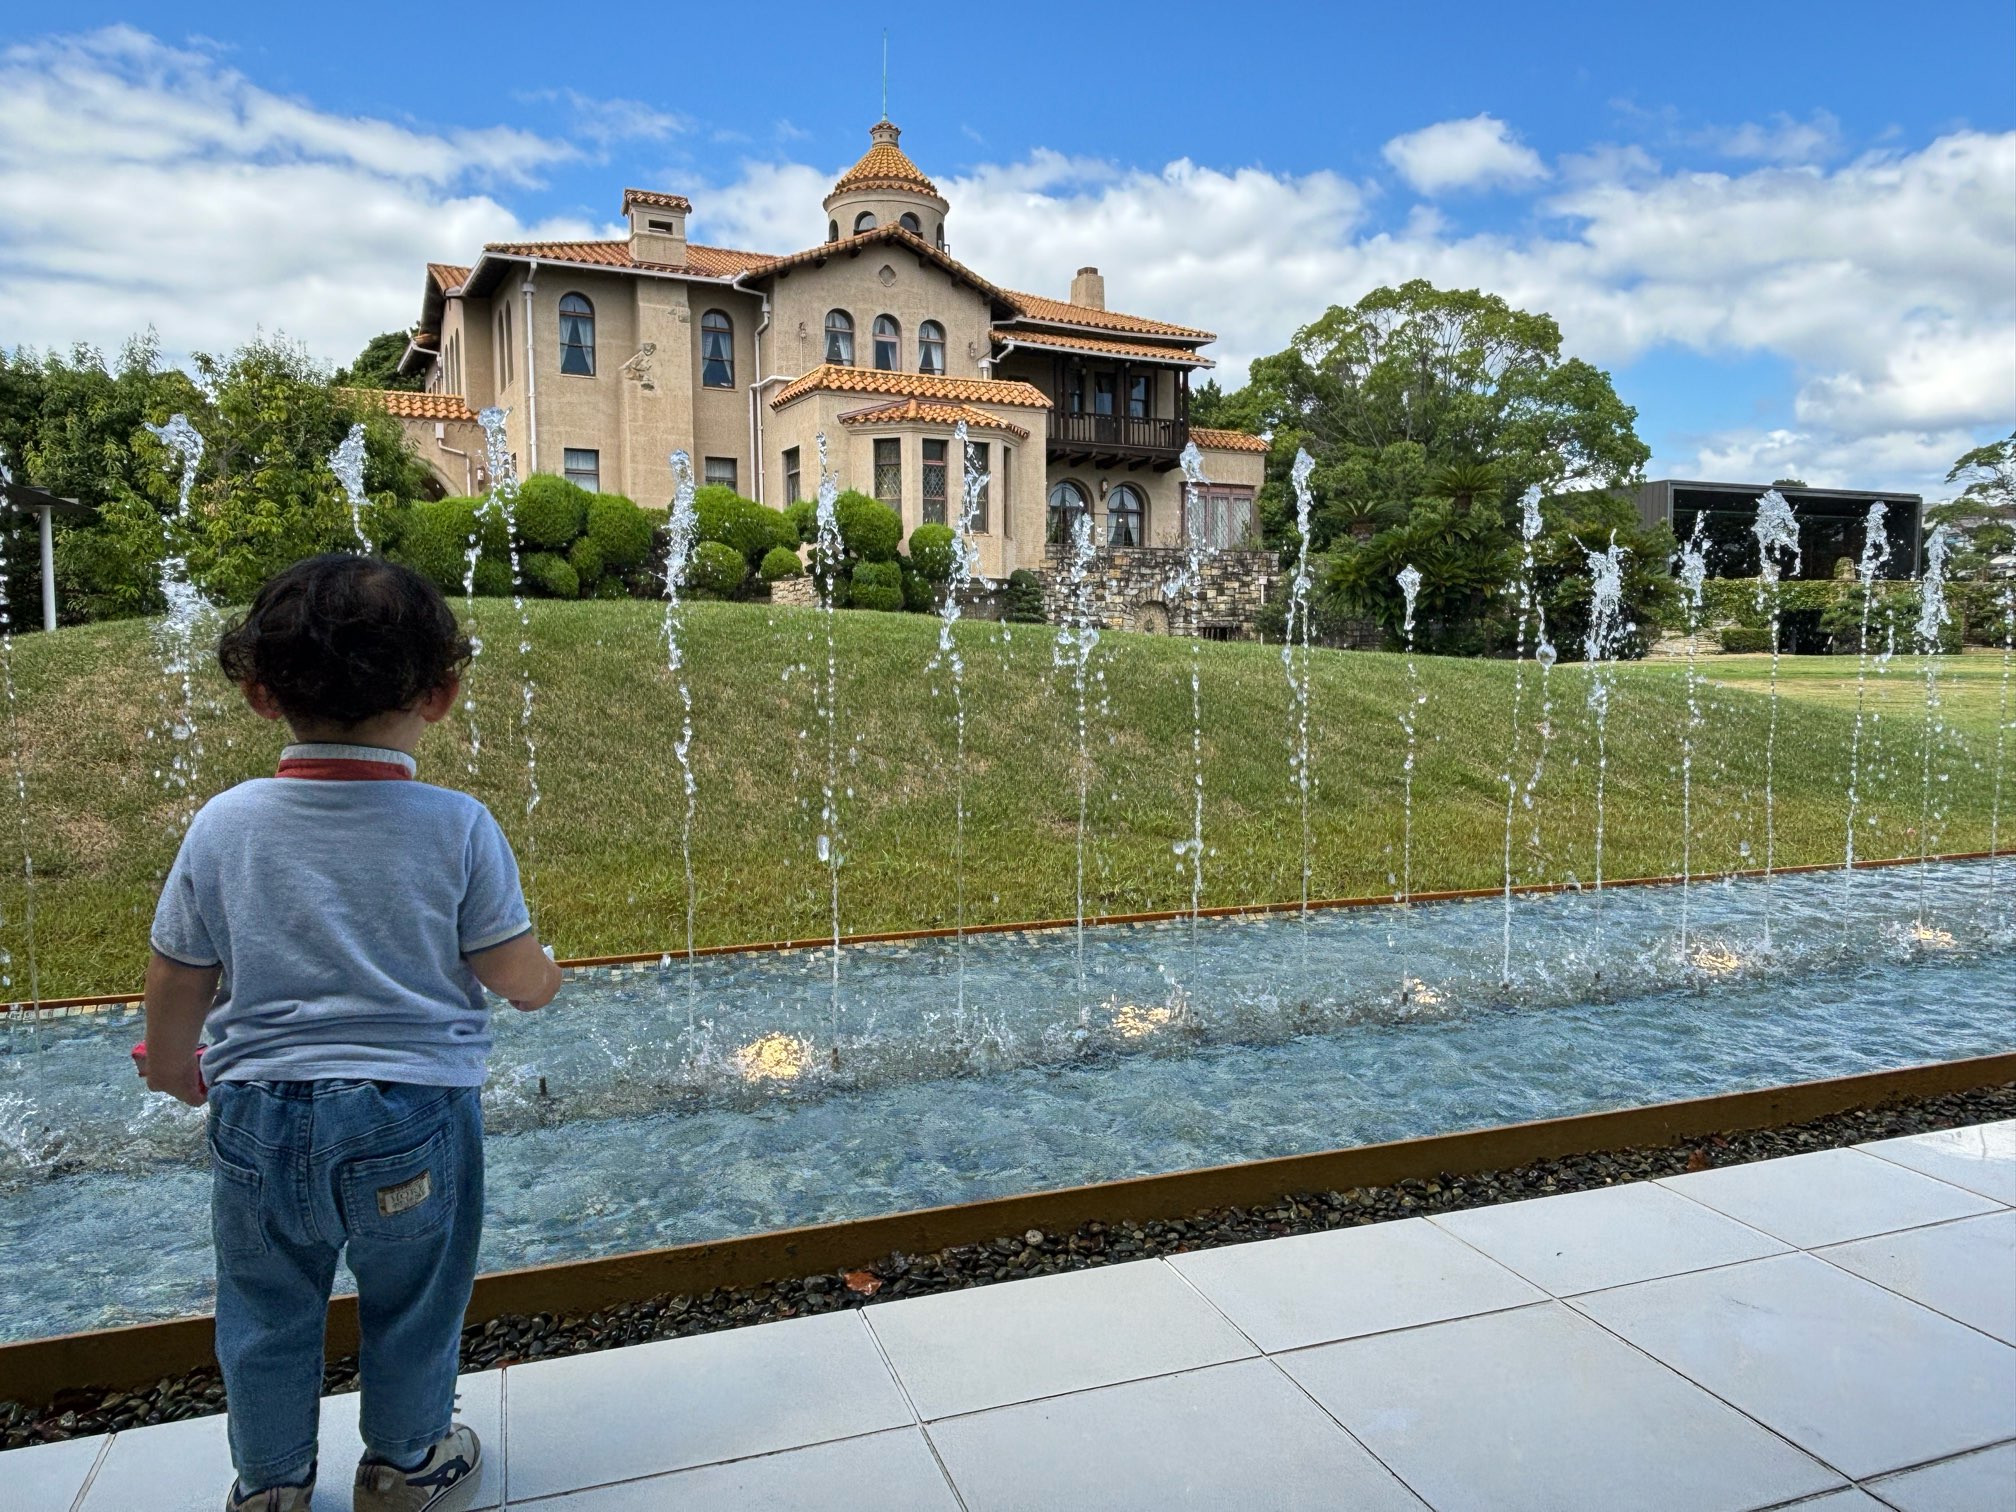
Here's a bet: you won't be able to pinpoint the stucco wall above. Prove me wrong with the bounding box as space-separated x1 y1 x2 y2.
767 253 994 386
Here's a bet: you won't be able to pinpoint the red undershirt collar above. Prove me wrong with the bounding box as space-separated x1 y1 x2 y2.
275 742 416 781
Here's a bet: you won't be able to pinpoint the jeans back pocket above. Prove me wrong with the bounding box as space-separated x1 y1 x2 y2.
209 1143 272 1260
340 1125 455 1243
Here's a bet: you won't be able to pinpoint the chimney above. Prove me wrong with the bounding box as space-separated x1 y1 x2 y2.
1069 266 1106 311
624 189 690 267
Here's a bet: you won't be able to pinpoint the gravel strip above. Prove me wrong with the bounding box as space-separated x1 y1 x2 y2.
7 1082 2012 1445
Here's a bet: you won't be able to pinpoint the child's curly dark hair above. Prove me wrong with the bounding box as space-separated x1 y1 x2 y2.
218 555 471 727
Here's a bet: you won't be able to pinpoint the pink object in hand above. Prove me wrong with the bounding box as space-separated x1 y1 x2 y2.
131 1041 206 1094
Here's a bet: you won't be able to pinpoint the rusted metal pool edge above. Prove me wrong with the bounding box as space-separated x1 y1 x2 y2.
8 847 2005 1015
4 1050 2011 1408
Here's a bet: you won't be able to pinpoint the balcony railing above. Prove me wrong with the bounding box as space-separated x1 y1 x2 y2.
1047 411 1187 464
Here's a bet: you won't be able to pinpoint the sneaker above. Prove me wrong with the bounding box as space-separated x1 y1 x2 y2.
352 1425 482 1512
225 1469 315 1510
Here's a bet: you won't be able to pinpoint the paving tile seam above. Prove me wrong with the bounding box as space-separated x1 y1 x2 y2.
1855 1432 2016 1488
1806 1219 2016 1347
1411 1198 1752 1300
853 1308 971 1512
1851 1136 2016 1205
1651 1153 2004 1249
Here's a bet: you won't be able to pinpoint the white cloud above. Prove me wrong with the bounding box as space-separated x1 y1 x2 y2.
0 27 594 364
2 27 2010 497
1701 110 1842 164
1382 115 1549 194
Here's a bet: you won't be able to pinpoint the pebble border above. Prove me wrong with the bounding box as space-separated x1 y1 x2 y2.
5 1082 2010 1448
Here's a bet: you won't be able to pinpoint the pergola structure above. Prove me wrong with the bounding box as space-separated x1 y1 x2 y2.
0 478 92 631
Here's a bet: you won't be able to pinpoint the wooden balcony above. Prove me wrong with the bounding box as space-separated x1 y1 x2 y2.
1047 411 1188 470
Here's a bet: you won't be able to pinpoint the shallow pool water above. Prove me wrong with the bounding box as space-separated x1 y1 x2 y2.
1 859 2010 1341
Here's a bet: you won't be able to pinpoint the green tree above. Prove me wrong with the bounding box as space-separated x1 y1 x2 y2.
335 331 423 392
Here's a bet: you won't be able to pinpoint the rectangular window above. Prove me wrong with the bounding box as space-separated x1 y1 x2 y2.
1127 374 1151 420
783 446 802 504
563 448 600 492
967 441 990 533
704 456 738 491
922 439 948 525
1192 487 1258 550
1093 373 1116 417
873 438 902 509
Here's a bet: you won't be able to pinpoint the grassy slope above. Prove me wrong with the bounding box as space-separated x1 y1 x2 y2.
1 602 2005 997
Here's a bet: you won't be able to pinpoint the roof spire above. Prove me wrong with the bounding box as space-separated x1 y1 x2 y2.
881 29 889 122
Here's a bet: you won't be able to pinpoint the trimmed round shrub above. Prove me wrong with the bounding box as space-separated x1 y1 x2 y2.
836 490 901 563
472 557 513 597
849 558 903 612
901 567 935 613
761 545 803 581
523 550 580 599
515 474 590 550
592 577 629 600
689 540 747 599
390 496 507 595
785 498 819 545
907 523 957 584
586 494 656 570
1005 568 1046 623
694 485 794 567
568 536 605 587
1718 625 1774 654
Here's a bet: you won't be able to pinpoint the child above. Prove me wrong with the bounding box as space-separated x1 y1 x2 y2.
141 553 562 1512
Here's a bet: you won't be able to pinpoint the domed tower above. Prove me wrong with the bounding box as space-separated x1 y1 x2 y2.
823 122 949 249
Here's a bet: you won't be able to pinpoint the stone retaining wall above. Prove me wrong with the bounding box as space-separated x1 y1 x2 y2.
1037 545 1278 638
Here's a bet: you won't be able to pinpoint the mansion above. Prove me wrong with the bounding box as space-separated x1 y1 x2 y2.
374 121 1267 594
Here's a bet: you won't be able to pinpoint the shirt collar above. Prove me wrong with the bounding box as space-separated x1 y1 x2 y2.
276 743 417 779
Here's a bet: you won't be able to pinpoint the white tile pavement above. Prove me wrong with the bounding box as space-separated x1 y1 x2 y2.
4 1119 2012 1511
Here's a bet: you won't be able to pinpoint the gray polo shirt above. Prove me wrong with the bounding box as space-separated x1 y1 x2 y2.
150 743 532 1087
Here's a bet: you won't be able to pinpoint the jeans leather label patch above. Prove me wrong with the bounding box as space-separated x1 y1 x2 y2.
377 1170 432 1218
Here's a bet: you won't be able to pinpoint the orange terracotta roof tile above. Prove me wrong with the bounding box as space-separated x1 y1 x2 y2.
1002 291 1214 342
832 129 939 199
837 398 1032 440
427 263 470 293
1191 426 1268 453
341 388 478 423
771 364 1051 410
761 224 1007 301
622 188 692 213
989 327 1213 367
482 239 778 279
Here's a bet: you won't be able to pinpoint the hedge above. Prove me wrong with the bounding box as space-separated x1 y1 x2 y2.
515 474 590 550
695 485 794 568
836 491 901 563
689 540 747 599
586 494 656 570
901 566 935 613
1717 625 1775 653
522 550 580 599
761 546 803 581
850 558 903 612
568 536 605 588
907 523 956 583
392 496 508 595
785 498 819 545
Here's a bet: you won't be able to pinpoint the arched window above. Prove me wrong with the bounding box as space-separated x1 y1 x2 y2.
825 309 855 366
934 221 945 249
700 309 734 388
1108 484 1145 548
827 219 839 243
1047 480 1089 546
558 293 595 376
853 211 877 233
917 320 945 375
899 211 922 234
873 315 900 372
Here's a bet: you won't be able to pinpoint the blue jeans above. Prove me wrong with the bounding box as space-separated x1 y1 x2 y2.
207 1080 484 1491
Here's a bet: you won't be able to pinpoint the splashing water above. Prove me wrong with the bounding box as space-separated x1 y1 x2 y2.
1499 487 1543 985
1053 507 1101 994
1396 562 1424 1001
327 423 370 551
1582 537 1628 977
1170 442 1216 961
1750 488 1802 937
1913 525 1953 929
475 409 540 876
1672 515 1712 962
463 415 508 776
661 451 701 1021
931 421 986 1022
813 435 846 1061
0 459 39 1037
1285 449 1317 952
1841 503 1891 921
1992 587 2015 931
142 414 210 836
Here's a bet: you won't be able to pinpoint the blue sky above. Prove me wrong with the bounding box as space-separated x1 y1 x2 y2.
2 2 2012 493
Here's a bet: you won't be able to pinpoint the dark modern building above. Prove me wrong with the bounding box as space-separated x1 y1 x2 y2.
1636 479 1923 579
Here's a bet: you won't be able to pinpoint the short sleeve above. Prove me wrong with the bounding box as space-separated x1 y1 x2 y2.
150 833 221 968
460 807 533 955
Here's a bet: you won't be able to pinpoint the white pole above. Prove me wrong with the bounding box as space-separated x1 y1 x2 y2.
38 506 54 631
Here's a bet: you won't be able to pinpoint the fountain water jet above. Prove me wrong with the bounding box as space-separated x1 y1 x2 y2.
1913 525 1953 930
0 460 40 1039
1052 505 1100 994
1992 586 2015 931
1750 488 1802 941
1675 515 1709 962
1840 503 1891 923
1170 442 1216 962
141 414 210 836
661 451 701 1021
931 421 985 1019
1284 450 1317 954
475 409 541 862
1396 562 1423 1002
327 423 371 551
812 435 846 1063
1581 537 1628 977
1500 487 1543 986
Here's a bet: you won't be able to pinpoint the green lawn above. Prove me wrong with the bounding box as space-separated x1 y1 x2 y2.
0 602 2006 998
